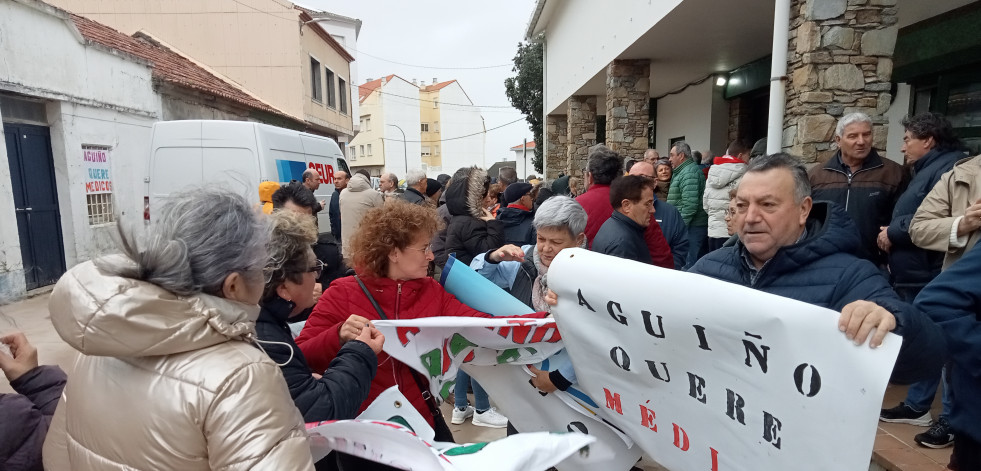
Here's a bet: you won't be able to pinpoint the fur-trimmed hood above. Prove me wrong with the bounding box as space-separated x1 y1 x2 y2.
445 166 488 219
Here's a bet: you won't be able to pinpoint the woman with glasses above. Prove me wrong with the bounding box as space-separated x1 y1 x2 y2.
255 210 383 423
296 201 547 442
44 189 314 470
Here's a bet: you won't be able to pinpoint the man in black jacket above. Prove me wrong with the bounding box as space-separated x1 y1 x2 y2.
401 168 429 206
592 175 656 264
328 170 348 240
497 182 536 246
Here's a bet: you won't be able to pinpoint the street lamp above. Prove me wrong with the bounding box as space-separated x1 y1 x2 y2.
387 124 408 177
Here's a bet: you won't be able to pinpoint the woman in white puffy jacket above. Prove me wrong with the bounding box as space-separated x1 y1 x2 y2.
703 140 751 252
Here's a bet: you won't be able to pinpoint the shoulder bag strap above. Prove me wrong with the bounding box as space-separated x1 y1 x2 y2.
354 275 440 412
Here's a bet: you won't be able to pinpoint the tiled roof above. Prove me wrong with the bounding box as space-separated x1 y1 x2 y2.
296 9 355 63
358 74 399 103
70 14 297 122
510 141 536 150
420 79 457 92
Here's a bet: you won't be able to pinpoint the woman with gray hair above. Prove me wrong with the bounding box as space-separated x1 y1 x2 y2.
470 195 588 394
43 188 315 470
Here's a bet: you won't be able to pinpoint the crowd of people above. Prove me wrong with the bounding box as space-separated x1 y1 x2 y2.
1 110 979 470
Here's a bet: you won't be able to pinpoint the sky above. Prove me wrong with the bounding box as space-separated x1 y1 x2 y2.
299 0 536 169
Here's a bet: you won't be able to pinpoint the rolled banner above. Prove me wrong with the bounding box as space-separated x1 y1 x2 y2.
440 254 535 316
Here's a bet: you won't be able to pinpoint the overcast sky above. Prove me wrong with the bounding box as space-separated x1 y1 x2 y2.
299 0 536 170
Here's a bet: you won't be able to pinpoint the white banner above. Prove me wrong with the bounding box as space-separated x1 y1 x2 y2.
373 317 564 400
373 317 642 471
547 248 901 471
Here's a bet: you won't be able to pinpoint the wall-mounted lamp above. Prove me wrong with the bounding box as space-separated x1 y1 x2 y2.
715 76 727 87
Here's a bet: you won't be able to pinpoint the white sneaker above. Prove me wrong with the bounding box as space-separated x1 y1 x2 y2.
472 407 508 428
451 405 474 425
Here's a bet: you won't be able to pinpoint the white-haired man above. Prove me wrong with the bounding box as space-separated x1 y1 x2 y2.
808 112 906 266
401 169 428 206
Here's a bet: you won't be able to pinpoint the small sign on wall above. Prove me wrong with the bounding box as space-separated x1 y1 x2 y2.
83 146 112 194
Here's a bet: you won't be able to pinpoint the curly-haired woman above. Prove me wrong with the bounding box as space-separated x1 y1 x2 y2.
295 201 547 442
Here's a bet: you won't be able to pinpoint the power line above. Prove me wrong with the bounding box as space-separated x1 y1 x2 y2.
353 49 511 70
377 117 527 144
350 82 515 109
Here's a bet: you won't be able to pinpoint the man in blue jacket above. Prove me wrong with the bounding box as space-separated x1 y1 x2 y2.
915 243 981 469
592 175 656 264
689 153 945 385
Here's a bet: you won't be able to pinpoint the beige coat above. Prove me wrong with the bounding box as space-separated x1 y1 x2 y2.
339 173 384 255
43 260 314 470
909 154 981 270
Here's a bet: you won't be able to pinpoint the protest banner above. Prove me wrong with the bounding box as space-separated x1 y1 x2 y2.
306 419 595 471
547 248 902 471
440 254 536 316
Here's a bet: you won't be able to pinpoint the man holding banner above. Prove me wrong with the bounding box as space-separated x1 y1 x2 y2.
689 153 945 383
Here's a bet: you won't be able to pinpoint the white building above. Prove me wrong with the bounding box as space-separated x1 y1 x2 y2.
349 75 423 178
509 141 536 180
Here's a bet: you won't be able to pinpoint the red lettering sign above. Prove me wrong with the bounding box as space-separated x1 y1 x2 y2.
308 162 336 185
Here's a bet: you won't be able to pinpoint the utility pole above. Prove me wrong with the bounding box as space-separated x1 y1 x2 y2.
388 124 407 176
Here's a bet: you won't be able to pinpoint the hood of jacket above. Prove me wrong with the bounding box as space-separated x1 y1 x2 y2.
445 166 487 219
258 181 280 203
49 258 260 357
737 201 860 278
706 160 747 190
347 173 373 192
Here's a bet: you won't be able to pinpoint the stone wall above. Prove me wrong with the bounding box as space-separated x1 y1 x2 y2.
565 95 597 176
785 0 897 163
605 59 651 163
545 114 568 179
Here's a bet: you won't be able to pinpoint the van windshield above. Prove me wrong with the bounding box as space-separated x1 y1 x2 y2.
337 158 351 175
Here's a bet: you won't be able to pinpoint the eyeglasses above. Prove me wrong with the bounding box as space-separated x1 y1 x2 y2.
405 244 433 254
308 260 325 278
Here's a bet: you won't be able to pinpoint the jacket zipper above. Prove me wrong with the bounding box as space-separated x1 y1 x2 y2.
395 282 402 318
826 161 882 211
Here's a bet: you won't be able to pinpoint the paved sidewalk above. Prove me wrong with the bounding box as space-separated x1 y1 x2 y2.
0 293 952 470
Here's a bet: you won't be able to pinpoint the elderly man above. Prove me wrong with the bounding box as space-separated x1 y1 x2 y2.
644 149 660 165
629 161 688 269
301 168 327 213
592 175 657 264
690 153 945 385
329 171 349 239
809 112 906 266
378 172 399 199
667 141 709 268
576 145 624 246
401 168 428 205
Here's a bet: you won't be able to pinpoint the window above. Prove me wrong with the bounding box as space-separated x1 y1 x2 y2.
350 147 357 161
421 146 431 157
83 145 115 225
363 116 371 131
421 123 430 132
435 146 440 155
325 68 336 108
338 78 347 113
366 144 372 156
434 121 439 132
433 99 438 109
310 57 322 102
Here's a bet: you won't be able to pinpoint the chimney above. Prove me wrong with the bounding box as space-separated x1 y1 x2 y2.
365 78 372 84
433 77 437 84
412 78 418 86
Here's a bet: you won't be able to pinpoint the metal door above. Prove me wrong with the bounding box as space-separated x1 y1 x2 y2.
3 123 66 290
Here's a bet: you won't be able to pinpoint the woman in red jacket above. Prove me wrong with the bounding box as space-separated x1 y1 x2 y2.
295 201 545 441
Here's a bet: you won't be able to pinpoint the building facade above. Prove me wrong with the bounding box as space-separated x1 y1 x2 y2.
349 75 422 178
530 0 980 177
45 0 356 149
0 0 304 300
420 79 486 175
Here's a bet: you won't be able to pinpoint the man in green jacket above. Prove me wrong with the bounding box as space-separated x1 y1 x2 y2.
667 141 709 268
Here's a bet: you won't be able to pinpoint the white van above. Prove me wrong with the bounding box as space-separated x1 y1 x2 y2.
145 120 350 234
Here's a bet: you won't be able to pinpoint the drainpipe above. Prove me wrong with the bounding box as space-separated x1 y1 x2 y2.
766 0 792 154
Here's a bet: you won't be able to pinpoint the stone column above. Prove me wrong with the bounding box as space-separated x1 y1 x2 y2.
565 95 597 177
605 59 651 162
545 115 568 179
785 0 897 163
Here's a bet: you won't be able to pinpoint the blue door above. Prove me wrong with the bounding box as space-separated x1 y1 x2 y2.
3 123 66 290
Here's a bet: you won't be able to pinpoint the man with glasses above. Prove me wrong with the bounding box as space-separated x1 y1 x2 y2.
628 161 686 269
